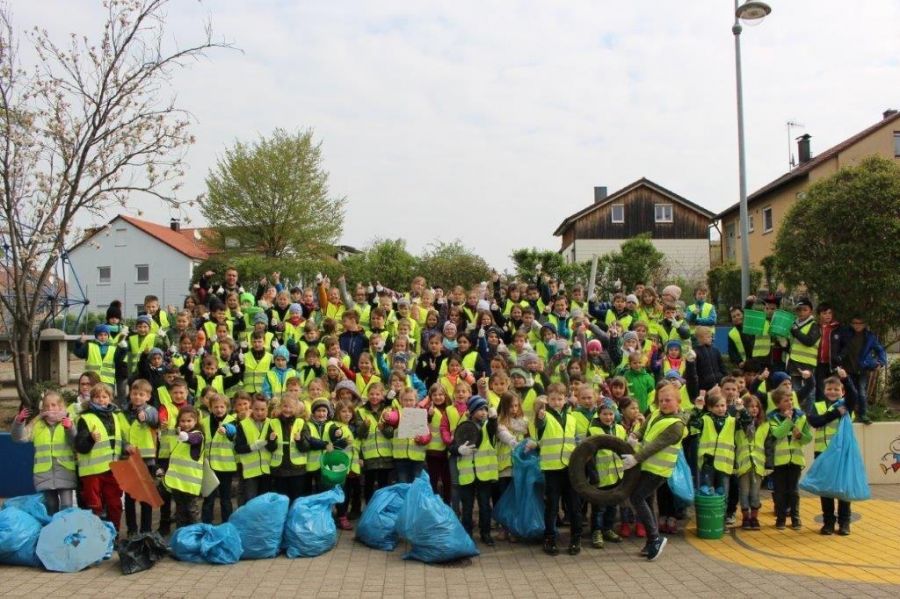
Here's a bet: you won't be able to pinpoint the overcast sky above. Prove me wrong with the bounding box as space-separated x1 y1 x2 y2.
12 0 900 269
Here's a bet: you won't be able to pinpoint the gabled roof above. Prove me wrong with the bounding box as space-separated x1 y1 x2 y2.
716 110 900 219
553 177 715 236
69 215 212 260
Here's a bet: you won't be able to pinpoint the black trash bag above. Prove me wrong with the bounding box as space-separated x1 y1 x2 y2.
117 532 168 575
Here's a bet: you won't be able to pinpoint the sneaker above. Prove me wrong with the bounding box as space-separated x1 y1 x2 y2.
791 518 802 530
750 518 761 531
480 533 496 547
543 536 559 556
338 516 353 531
837 524 851 536
725 514 736 527
591 531 604 549
568 540 582 556
647 537 668 562
635 523 647 538
619 522 632 538
775 519 786 530
819 523 834 536
602 529 622 543
639 543 650 557
741 518 752 531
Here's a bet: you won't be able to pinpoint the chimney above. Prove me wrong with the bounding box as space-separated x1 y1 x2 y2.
170 218 180 232
884 108 898 120
797 134 812 165
594 186 608 204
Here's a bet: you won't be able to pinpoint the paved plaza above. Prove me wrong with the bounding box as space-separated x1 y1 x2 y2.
2 486 898 598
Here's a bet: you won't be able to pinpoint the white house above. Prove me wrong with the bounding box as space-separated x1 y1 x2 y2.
67 215 214 318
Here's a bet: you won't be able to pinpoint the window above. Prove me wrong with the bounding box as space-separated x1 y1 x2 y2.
611 204 624 223
894 132 900 157
725 223 736 260
98 266 111 284
136 264 150 283
114 227 127 247
654 204 673 223
763 207 774 233
748 214 754 233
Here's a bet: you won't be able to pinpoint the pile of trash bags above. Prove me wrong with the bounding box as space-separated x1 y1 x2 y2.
0 495 116 572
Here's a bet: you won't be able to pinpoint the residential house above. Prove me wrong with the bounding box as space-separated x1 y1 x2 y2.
67 215 215 318
717 109 900 266
553 178 715 282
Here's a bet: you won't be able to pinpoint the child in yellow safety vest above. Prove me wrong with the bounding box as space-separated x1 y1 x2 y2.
201 392 242 523
333 399 362 530
690 390 748 510
302 398 347 494
494 390 528 540
620 381 687 562
11 390 77 515
269 395 310 502
233 396 277 504
161 405 204 529
355 383 394 502
735 395 768 531
805 368 857 536
767 387 812 530
450 395 498 547
423 384 455 505
588 399 626 549
383 388 431 483
121 379 159 536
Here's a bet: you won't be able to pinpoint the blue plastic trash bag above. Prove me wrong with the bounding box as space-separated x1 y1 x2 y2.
170 523 243 565
494 442 545 540
36 508 115 572
800 415 871 502
228 492 289 559
668 449 695 503
1 494 51 525
0 507 42 567
283 486 344 558
395 471 479 563
356 482 411 551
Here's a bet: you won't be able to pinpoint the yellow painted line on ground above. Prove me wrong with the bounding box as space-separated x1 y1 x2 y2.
686 498 900 585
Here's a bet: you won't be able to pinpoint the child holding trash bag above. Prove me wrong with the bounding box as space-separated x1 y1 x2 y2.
75 383 127 530
12 390 78 515
767 387 812 530
161 405 205 528
620 381 687 562
449 395 498 547
806 368 857 535
121 379 159 536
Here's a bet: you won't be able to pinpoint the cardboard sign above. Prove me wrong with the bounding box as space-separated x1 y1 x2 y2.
396 407 429 439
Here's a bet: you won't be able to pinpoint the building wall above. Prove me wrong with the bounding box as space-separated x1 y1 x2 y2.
721 120 900 267
563 238 710 283
67 222 196 319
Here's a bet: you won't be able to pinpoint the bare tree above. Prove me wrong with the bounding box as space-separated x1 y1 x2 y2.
0 0 229 403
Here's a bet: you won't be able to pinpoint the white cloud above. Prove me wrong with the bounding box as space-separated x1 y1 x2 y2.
10 0 900 269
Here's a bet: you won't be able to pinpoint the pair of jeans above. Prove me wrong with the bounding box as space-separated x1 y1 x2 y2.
591 487 617 532
772 464 801 520
272 473 308 502
853 371 870 418
42 489 76 516
240 475 271 505
426 451 452 505
394 459 424 484
630 471 666 541
171 490 199 528
738 470 762 511
201 470 235 523
543 469 582 539
813 451 851 526
337 474 360 518
459 479 494 536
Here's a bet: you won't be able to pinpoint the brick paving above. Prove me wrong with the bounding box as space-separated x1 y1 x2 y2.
2 487 898 598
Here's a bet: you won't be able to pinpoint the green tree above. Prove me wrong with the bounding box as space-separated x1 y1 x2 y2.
773 155 900 339
202 128 345 259
707 262 763 312
594 235 668 296
510 248 567 282
340 239 418 291
418 240 492 290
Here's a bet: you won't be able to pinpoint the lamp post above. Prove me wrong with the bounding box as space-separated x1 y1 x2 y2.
733 0 771 302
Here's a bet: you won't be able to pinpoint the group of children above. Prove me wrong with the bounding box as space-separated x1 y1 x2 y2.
10 269 872 562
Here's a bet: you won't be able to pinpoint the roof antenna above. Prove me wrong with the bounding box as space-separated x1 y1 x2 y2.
787 120 804 169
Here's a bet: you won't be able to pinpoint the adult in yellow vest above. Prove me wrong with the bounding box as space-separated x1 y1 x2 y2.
620 382 686 562
786 298 820 387
450 395 499 546
11 392 77 514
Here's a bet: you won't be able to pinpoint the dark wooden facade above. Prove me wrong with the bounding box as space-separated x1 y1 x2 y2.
556 179 712 247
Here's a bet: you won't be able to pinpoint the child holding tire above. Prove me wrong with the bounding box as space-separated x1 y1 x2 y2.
621 381 687 561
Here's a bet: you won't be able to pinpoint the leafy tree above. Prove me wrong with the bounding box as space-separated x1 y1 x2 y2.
594 235 668 296
418 240 492 290
340 239 418 291
191 254 337 293
202 128 345 259
0 0 225 403
510 248 567 282
707 262 763 313
774 155 900 340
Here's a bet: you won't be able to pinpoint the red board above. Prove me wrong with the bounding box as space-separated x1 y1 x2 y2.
109 451 164 507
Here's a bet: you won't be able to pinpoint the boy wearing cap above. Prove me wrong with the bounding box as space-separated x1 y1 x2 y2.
785 298 820 389
262 346 299 402
123 314 166 379
450 395 499 546
750 368 814 412
74 324 128 391
243 311 275 351
588 399 626 548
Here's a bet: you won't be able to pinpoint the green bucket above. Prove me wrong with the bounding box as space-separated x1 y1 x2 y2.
742 309 766 336
694 494 726 539
320 450 351 487
770 309 795 337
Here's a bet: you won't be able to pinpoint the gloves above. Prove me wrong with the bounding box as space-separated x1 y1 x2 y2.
168 345 177 354
367 284 374 294
272 339 280 349
488 406 498 419
118 339 128 349
120 326 129 337
315 272 323 284
627 433 639 448
252 439 267 451
573 340 581 350
177 430 189 442
61 416 72 429
414 434 429 445
457 441 476 457
622 454 638 470
216 286 224 295
478 328 485 338
15 408 29 423
524 439 538 453
240 340 249 350
376 283 383 293
490 302 499 312
73 401 84 414
386 389 396 400
231 363 241 374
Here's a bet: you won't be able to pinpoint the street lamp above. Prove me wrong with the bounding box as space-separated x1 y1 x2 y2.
733 0 771 302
